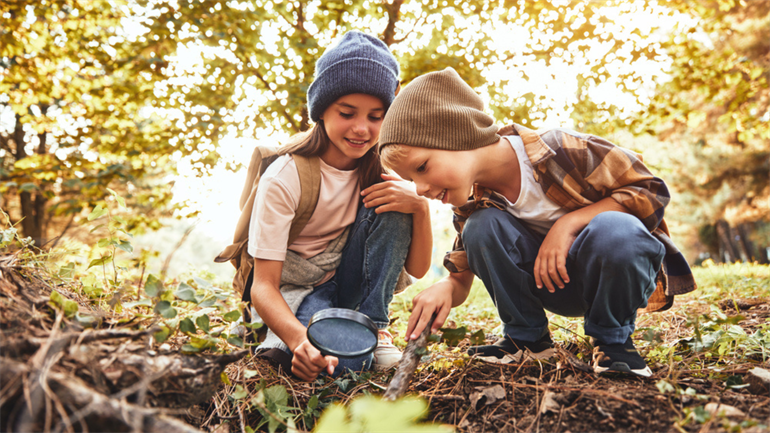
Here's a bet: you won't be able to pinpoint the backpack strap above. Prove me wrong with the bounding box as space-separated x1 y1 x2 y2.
288 154 321 246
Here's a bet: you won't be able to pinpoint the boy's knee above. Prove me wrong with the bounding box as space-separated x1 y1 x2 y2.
582 212 659 262
462 209 510 252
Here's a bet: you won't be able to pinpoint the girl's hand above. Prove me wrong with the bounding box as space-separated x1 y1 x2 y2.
533 219 578 293
361 173 429 215
291 339 338 381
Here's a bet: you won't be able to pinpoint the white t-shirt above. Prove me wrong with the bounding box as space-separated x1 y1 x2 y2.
248 155 360 261
502 135 567 235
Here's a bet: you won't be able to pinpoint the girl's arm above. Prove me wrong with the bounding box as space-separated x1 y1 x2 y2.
361 173 432 278
250 258 337 380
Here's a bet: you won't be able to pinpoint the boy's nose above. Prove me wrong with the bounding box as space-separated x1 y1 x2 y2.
415 182 430 197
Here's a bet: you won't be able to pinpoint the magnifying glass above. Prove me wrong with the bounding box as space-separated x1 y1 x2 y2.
306 308 378 358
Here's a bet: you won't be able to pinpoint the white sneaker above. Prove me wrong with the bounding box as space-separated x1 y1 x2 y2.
373 330 402 370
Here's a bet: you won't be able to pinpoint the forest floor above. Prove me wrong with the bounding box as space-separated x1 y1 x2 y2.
2 246 769 432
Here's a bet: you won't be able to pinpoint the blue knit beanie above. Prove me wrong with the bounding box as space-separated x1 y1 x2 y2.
307 31 400 122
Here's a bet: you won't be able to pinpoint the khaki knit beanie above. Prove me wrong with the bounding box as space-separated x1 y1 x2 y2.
379 67 499 151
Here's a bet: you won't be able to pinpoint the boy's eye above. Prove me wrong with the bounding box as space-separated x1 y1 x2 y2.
369 115 383 121
417 162 427 173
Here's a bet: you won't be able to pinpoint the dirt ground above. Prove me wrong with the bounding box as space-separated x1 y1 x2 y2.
2 253 769 432
200 301 770 433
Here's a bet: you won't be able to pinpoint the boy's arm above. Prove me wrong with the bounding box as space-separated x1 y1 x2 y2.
405 269 474 341
535 197 630 292
251 258 338 381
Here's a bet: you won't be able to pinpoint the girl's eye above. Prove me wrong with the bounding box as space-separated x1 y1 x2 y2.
417 162 427 173
339 112 354 118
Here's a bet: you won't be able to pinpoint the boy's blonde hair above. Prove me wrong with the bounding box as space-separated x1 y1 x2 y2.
378 143 408 172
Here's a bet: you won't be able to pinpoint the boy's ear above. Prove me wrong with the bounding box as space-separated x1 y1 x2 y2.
394 81 401 96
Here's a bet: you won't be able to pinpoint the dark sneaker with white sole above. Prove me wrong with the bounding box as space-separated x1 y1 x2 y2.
467 333 555 364
591 336 652 377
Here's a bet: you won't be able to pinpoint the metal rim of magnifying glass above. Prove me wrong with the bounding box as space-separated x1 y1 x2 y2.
307 308 378 358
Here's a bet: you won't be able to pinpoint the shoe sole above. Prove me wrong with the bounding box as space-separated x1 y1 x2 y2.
474 347 556 365
594 362 652 378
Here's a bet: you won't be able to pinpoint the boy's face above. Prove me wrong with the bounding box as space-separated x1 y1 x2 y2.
388 145 476 207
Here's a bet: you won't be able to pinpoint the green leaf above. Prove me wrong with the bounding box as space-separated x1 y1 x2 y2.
221 372 231 385
175 282 198 302
180 317 196 334
144 274 164 297
181 343 203 353
58 262 76 280
106 187 126 208
439 326 468 346
154 300 177 319
116 240 133 253
243 369 258 379
469 329 486 345
88 204 108 221
49 291 79 318
231 385 248 400
123 298 152 308
87 255 112 269
196 314 210 332
222 309 242 322
153 326 171 343
227 335 244 348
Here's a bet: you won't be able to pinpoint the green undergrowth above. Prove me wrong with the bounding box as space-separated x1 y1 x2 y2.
4 198 769 432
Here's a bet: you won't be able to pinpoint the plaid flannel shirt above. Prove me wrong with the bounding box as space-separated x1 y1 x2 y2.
443 124 697 312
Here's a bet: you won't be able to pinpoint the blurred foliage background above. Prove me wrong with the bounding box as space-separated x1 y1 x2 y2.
1 0 768 275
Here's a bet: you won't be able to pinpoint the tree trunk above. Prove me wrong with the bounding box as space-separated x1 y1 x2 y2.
13 116 48 247
716 220 741 263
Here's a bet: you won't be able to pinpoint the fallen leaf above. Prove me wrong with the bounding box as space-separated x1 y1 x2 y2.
704 403 745 418
540 391 561 414
469 384 506 409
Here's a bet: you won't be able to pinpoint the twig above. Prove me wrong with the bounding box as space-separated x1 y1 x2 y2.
383 312 437 401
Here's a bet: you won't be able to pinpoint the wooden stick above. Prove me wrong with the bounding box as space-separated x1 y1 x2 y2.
383 312 437 401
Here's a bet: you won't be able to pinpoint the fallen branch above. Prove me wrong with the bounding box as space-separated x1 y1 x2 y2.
383 312 437 401
1 358 202 433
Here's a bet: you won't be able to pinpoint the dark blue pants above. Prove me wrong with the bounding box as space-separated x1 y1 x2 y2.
292 205 411 374
463 209 665 345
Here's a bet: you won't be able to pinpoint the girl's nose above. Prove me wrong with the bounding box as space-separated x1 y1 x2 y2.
352 118 367 135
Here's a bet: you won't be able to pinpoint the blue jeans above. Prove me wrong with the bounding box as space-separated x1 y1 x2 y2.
463 208 665 345
291 205 411 375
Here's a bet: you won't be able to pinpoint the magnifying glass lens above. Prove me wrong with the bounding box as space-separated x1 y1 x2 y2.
307 308 378 358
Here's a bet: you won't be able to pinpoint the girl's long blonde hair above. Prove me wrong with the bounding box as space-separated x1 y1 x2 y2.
279 121 384 190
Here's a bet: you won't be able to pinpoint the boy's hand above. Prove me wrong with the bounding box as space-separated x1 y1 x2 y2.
291 339 338 381
405 283 454 341
361 173 429 215
534 219 578 293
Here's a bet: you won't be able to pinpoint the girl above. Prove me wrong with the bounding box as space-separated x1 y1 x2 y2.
248 31 432 381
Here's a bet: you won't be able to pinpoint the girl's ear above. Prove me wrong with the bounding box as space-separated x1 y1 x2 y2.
394 81 402 96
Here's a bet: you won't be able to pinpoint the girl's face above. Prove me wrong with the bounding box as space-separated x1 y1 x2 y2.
320 93 385 170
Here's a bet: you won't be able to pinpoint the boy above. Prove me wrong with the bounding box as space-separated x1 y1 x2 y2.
378 68 696 377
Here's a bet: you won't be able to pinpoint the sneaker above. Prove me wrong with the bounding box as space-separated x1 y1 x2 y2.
591 336 652 377
373 330 402 370
467 334 555 364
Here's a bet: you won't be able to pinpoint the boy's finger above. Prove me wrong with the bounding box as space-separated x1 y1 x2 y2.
433 306 450 334
557 257 570 285
405 305 422 340
410 309 433 341
534 257 543 289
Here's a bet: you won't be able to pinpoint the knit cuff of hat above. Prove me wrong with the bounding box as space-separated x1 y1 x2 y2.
379 67 500 151
308 57 399 122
